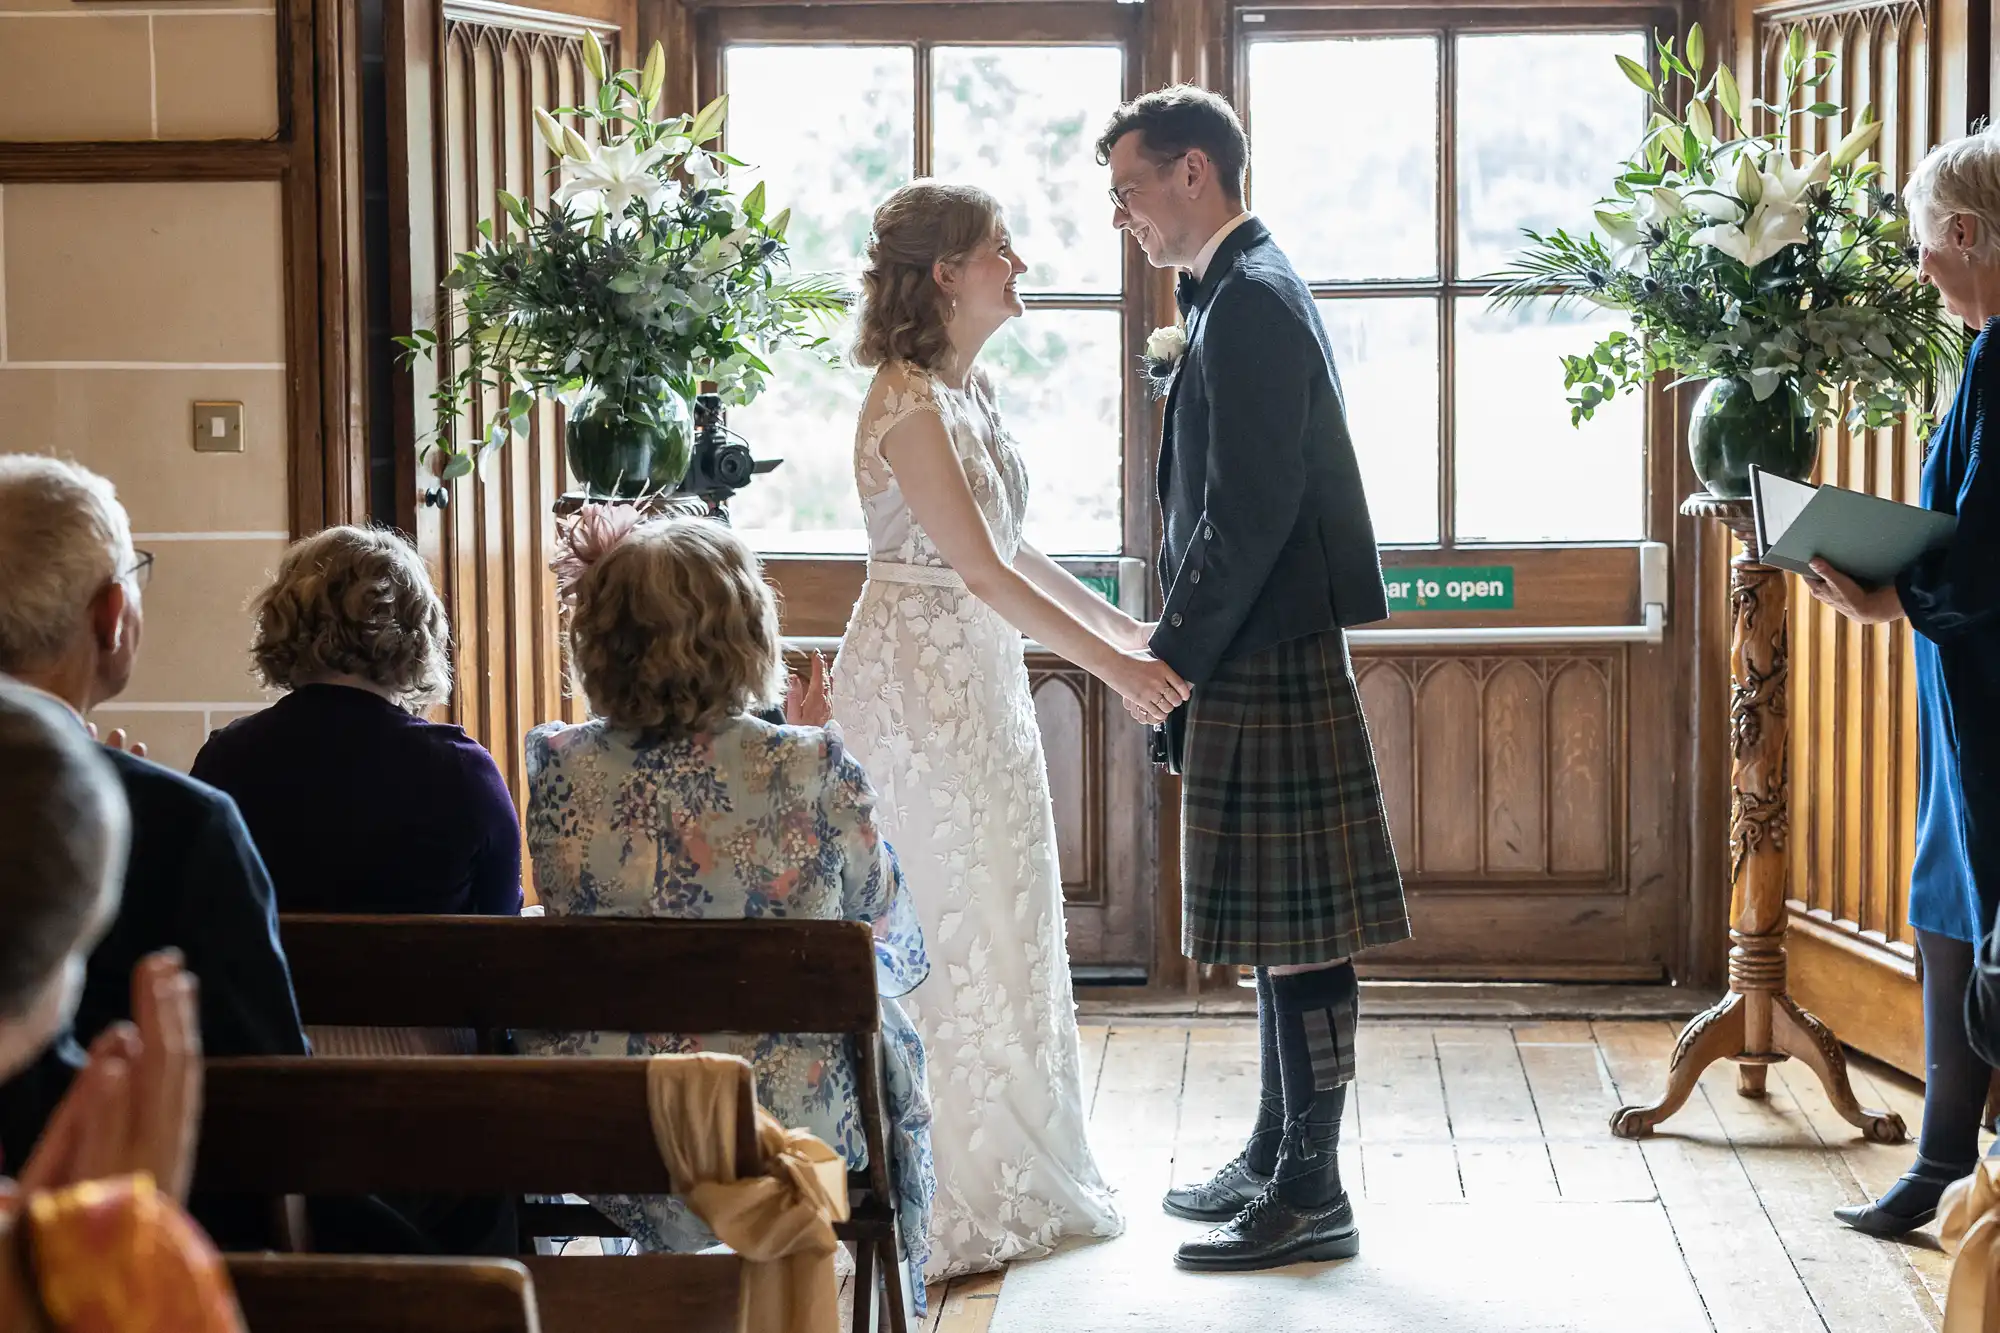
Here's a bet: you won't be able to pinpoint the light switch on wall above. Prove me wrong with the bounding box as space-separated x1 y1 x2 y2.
192 402 245 454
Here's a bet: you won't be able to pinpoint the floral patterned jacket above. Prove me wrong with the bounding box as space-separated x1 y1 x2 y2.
521 713 934 1300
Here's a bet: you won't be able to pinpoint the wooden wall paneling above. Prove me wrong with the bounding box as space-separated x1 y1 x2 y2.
1417 661 1482 875
1746 0 1983 1075
1549 661 1613 877
1359 651 1625 889
1025 653 1151 971
1482 660 1546 874
387 0 441 542
0 142 290 181
1349 647 1638 977
1356 665 1417 870
286 0 332 537
316 0 371 532
402 2 630 811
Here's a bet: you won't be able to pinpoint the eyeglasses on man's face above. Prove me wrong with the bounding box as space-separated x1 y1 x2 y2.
124 550 155 590
1108 153 1187 213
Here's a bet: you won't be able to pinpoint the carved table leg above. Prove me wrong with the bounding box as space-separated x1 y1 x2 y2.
1616 497 1910 1144
1611 991 1746 1139
1772 994 1908 1143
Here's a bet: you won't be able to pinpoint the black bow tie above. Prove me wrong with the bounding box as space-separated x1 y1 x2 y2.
1175 272 1199 317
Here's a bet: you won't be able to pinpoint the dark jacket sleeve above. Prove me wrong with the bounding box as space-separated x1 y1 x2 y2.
1149 278 1311 684
1897 378 1996 644
177 793 309 1057
463 743 525 916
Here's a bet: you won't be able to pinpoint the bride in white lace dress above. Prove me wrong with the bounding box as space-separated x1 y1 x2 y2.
831 182 1191 1279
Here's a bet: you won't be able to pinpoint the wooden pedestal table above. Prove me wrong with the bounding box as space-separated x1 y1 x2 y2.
1610 494 1907 1143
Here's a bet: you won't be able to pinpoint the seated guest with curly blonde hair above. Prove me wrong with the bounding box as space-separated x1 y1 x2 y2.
192 525 521 917
523 508 935 1313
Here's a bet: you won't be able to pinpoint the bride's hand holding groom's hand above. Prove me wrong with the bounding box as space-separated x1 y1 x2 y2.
1110 649 1190 727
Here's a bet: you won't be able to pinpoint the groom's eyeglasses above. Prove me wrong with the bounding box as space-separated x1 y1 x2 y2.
1108 153 1187 213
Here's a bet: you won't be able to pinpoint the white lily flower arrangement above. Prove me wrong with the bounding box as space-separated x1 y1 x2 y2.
398 34 846 481
1492 25 1958 433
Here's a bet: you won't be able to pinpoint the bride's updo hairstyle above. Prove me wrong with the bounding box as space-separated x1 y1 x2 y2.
854 180 1004 372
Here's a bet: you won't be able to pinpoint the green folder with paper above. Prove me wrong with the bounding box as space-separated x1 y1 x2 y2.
1748 464 1957 588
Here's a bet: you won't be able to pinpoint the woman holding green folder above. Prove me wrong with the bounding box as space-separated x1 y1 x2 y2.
1807 124 2000 1237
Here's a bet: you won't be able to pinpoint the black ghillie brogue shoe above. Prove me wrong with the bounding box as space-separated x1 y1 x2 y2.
1173 1184 1360 1272
1162 1149 1273 1223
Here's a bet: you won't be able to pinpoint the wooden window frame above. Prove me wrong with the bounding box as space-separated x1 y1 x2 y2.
692 2 1150 635
1229 1 1685 630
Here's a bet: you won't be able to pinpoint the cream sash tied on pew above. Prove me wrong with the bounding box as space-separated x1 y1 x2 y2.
645 1053 850 1333
1940 1158 2000 1332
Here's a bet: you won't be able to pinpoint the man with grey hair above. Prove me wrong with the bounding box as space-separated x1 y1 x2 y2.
0 453 308 1246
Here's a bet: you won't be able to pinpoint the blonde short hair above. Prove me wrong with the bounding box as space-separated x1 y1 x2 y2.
1905 124 2000 263
0 456 135 675
854 181 1004 373
251 526 452 710
567 518 782 734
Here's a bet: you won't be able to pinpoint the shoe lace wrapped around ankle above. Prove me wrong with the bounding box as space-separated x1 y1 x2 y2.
1195 1148 1254 1197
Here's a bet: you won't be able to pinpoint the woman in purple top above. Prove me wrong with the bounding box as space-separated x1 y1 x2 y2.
192 525 522 917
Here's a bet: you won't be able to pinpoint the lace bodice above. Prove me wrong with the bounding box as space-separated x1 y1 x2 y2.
854 362 1030 570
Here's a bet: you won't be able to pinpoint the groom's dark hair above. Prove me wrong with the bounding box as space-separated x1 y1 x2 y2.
1095 85 1248 204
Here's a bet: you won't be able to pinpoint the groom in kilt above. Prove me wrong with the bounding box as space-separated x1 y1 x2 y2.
1098 86 1412 1270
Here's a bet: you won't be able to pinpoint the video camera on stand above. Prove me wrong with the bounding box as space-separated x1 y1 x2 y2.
672 392 781 523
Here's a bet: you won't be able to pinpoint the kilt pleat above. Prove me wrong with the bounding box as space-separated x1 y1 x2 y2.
1180 630 1411 965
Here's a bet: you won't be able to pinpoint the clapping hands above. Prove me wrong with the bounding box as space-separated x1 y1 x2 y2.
785 653 835 727
84 721 147 759
12 953 202 1203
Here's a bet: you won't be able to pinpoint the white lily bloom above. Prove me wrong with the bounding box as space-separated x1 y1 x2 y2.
1762 151 1830 206
1692 196 1809 267
686 151 724 187
554 137 676 221
1637 187 1687 226
1594 209 1650 272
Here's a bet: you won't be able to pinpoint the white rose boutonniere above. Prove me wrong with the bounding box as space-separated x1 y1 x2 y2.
1142 323 1187 400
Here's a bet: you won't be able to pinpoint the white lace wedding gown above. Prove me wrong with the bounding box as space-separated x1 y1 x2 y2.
831 361 1125 1280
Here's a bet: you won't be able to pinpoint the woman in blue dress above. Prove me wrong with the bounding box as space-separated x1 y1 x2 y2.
521 507 936 1307
1807 125 2000 1236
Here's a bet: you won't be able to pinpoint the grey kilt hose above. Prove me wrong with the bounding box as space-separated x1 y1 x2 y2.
1179 629 1411 966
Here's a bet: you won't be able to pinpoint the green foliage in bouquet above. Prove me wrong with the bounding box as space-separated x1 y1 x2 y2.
397 34 846 480
1491 25 1960 432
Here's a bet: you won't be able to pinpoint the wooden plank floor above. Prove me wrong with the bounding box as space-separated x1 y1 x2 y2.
909 1020 1974 1333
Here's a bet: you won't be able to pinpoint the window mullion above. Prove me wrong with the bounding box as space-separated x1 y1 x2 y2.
914 42 933 178
1437 27 1457 551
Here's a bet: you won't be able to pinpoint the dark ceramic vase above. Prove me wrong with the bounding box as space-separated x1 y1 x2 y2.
1687 375 1816 499
564 398 693 499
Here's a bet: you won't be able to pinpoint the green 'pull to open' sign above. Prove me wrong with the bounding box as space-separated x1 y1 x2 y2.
1385 566 1515 612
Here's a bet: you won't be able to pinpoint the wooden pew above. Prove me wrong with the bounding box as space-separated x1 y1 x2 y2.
227 1255 542 1333
198 1058 748 1333
276 915 909 1333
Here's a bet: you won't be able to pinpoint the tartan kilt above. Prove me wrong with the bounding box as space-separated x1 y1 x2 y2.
1180 630 1411 966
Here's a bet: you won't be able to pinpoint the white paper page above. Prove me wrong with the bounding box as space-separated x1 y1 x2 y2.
1753 470 1818 546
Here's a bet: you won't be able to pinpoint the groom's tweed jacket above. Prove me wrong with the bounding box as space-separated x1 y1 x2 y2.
1149 218 1387 695
1151 218 1408 965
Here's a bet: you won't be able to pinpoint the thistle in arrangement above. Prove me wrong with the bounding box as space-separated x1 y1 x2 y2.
397 34 846 494
1490 26 1960 492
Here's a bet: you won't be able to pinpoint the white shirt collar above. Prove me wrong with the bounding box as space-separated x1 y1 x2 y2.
1190 212 1254 282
